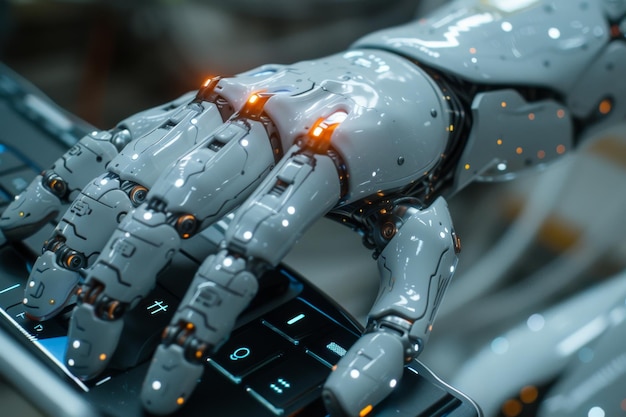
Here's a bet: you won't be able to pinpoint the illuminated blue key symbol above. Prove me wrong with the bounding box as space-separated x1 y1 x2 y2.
286 313 305 325
229 347 251 361
269 378 291 394
326 342 347 357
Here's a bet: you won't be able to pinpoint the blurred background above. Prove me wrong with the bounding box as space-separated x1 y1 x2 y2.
0 0 441 127
2 1 626 417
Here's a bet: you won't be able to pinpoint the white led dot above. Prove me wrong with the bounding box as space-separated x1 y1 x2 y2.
491 336 509 355
282 219 289 227
389 379 397 388
100 178 108 186
501 21 513 32
190 118 197 125
72 340 81 349
527 313 545 332
29 281 35 288
143 212 153 221
131 153 139 160
68 359 75 367
548 27 561 39
223 257 233 267
243 231 253 240
588 407 605 417
23 298 28 305
350 369 360 379
241 139 249 147
497 163 507 171
439 232 446 238
287 206 296 215
174 178 185 188
152 381 162 391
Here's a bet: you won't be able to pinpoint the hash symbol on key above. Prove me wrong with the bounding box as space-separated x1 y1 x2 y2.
147 300 168 315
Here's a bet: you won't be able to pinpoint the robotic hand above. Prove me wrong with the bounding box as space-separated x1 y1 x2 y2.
2 0 625 415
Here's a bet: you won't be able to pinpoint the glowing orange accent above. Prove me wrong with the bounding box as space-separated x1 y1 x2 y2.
469 47 477 54
332 365 338 371
501 101 507 108
186 322 195 330
537 150 546 159
557 109 565 118
428 324 433 332
130 185 148 202
107 301 120 320
359 404 374 417
528 113 535 121
556 144 566 154
176 214 197 239
65 255 77 268
599 99 612 115
496 139 503 145
99 353 107 361
520 386 539 404
195 350 203 359
501 399 523 417
464 163 470 170
449 124 454 132
203 78 213 87
516 147 523 155
307 112 347 148
611 24 622 38
239 91 271 119
177 397 185 406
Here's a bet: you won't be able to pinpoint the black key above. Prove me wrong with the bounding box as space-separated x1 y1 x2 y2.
376 365 459 417
0 191 12 206
211 323 290 383
261 298 334 344
0 246 30 309
0 168 36 196
6 303 68 339
0 281 24 310
0 145 26 173
303 326 359 367
245 350 330 414
109 284 179 370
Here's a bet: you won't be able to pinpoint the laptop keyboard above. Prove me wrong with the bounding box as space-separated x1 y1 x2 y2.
0 137 362 416
0 63 480 417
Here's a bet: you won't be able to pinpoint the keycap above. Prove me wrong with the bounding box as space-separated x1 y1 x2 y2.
6 303 68 339
210 322 290 383
0 168 35 196
0 145 25 174
261 298 334 344
302 325 359 367
376 365 458 417
109 284 180 370
245 350 330 414
0 246 30 309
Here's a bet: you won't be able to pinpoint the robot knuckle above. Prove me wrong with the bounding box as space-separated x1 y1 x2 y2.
42 171 68 198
